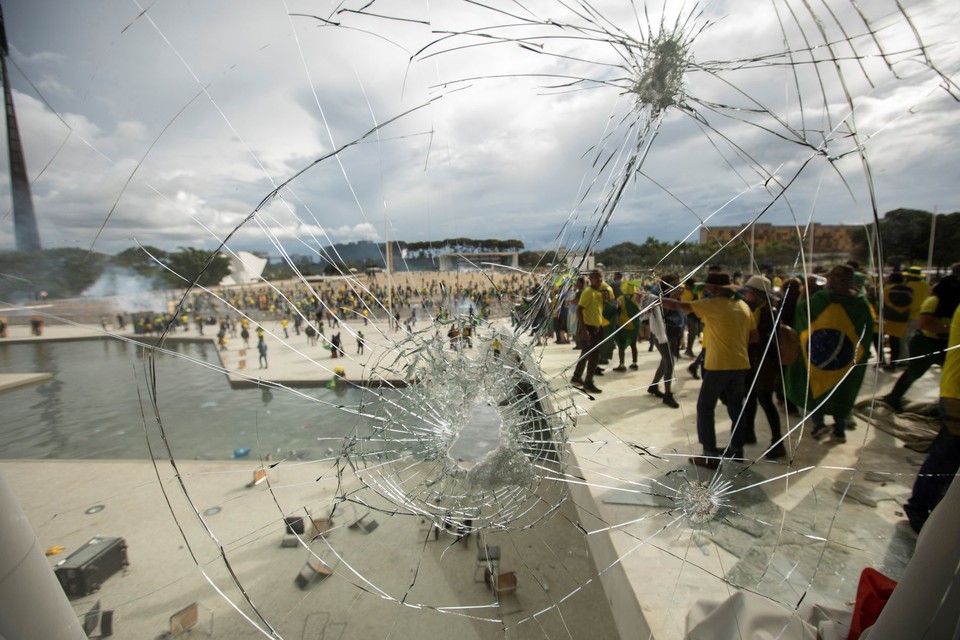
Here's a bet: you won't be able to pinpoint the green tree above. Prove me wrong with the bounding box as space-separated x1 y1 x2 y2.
518 251 546 268
878 208 933 266
0 248 107 300
262 260 294 280
112 245 168 276
163 247 231 287
930 212 960 267
850 209 960 269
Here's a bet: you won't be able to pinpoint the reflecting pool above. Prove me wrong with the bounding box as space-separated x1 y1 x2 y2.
0 339 380 460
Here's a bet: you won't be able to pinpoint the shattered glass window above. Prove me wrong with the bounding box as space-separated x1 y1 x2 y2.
1 0 959 638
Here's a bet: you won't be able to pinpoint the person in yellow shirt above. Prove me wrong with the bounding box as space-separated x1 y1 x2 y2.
903 301 960 533
663 272 758 467
571 270 609 395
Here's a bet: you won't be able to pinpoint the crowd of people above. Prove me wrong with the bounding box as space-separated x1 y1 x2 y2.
560 263 960 533
12 259 953 535
107 270 535 344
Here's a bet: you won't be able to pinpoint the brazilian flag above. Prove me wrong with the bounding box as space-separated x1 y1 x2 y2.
881 283 913 338
786 290 874 415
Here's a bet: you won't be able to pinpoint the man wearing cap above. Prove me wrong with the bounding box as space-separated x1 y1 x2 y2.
571 270 609 395
663 272 758 468
738 275 787 459
785 264 873 443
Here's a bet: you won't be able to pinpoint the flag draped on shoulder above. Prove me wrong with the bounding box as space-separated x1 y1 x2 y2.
786 290 874 415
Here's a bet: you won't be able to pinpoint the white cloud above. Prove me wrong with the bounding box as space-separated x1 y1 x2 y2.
0 0 957 258
326 223 381 243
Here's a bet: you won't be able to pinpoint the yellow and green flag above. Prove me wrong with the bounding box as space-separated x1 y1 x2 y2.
786 290 873 415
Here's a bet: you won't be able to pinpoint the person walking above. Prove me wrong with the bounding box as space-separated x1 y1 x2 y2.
738 276 787 459
647 276 684 409
663 272 757 467
785 265 873 444
571 270 609 395
883 274 960 411
257 337 268 369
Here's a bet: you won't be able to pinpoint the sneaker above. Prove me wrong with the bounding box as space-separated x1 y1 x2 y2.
598 359 610 365
570 376 583 386
687 364 700 380
662 394 679 408
648 386 664 398
831 431 846 444
629 363 638 370
613 365 627 372
594 369 605 376
689 454 719 470
764 443 787 459
811 424 829 440
583 383 603 394
721 448 745 460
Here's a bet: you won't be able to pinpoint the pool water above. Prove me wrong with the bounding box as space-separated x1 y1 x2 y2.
0 339 379 461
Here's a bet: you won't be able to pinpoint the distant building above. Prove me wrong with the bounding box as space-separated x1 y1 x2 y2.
560 252 595 273
700 223 858 253
220 251 267 285
438 251 519 271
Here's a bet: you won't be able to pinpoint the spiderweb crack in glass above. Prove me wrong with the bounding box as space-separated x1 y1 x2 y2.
679 477 731 524
630 30 693 114
351 328 572 531
3 0 958 637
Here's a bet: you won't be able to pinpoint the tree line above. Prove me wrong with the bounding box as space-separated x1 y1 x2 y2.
850 208 960 268
584 209 959 273
2 211 955 300
0 246 231 301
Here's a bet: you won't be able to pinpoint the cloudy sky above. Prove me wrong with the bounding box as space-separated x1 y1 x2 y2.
1 0 958 259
